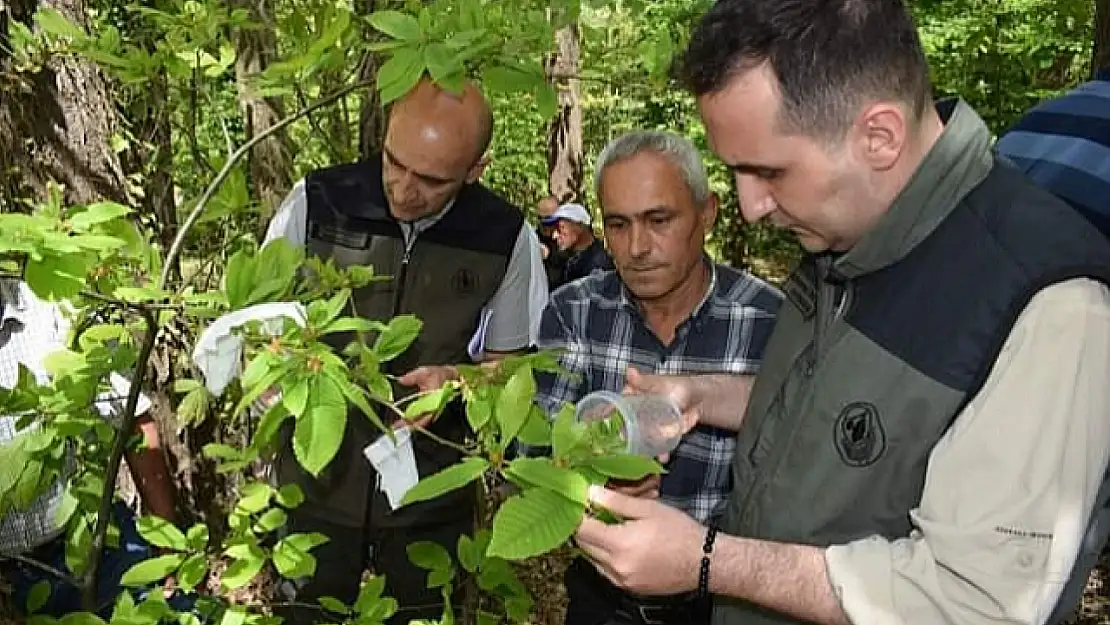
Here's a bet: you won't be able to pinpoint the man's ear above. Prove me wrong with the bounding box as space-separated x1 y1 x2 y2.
854 103 907 172
701 192 720 231
465 155 491 183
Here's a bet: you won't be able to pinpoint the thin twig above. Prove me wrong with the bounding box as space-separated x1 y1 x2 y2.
376 397 473 456
80 289 181 312
295 85 346 163
159 79 376 289
81 305 159 610
2 554 81 587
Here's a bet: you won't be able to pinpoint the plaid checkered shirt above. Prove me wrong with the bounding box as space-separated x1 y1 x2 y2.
534 260 783 523
0 280 149 555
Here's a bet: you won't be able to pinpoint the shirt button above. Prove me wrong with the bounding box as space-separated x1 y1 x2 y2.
1017 551 1034 568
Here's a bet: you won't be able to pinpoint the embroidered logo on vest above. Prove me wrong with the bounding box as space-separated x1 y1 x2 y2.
451 268 478 295
833 402 885 467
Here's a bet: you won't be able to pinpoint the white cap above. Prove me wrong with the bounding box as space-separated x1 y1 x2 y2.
541 202 592 226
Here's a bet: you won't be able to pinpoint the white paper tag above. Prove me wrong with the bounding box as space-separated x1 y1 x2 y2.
362 427 419 510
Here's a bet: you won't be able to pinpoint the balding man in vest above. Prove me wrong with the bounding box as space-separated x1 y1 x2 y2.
263 77 546 624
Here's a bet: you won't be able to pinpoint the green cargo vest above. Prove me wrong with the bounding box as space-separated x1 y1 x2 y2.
715 101 1110 625
275 157 523 529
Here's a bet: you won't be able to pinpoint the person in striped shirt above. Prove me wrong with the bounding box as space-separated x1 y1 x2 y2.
995 67 1110 235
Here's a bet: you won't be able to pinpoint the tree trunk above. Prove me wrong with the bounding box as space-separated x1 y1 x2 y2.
545 23 583 203
1094 0 1110 75
0 0 130 208
232 0 292 221
357 0 385 160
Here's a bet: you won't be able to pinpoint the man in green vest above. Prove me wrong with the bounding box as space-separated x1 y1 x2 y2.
572 1 1110 625
263 77 546 624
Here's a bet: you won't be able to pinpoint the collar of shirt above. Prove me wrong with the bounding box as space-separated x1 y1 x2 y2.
615 255 718 339
396 196 457 246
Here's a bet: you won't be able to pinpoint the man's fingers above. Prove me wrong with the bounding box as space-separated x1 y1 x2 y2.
587 485 655 519
397 369 422 387
624 366 647 394
575 516 616 558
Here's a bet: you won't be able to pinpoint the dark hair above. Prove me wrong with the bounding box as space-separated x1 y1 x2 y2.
676 0 932 139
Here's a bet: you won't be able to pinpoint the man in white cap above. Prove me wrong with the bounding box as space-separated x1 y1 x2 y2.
541 201 614 288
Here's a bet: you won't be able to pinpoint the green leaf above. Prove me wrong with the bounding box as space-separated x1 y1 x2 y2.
328 369 387 435
487 489 583 560
404 385 456 420
536 83 558 119
407 541 452 571
424 43 461 85
218 606 247 625
551 403 582 459
119 554 185 586
482 65 542 93
176 554 207 592
202 443 241 461
24 253 87 300
173 379 202 395
186 524 209 550
292 374 348 477
373 315 423 361
504 458 588 505
254 508 288 533
178 386 211 427
236 482 274 514
69 202 131 231
378 47 426 104
318 596 349 615
495 365 535 443
220 545 265 591
275 484 305 508
272 532 329 579
321 317 376 335
282 379 309 417
135 516 187 551
517 407 552 446
64 514 91 577
456 534 485 574
223 248 255 310
401 457 489 506
587 455 663 481
26 580 50 613
368 10 422 41
354 575 386 614
465 394 492 431
34 7 84 39
308 289 349 328
58 613 107 625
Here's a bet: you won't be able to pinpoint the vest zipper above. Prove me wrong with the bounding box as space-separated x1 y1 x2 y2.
391 231 417 317
737 258 848 526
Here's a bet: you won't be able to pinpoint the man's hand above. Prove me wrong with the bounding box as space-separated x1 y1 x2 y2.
625 369 754 433
623 368 700 433
576 485 703 596
397 365 459 429
608 474 661 499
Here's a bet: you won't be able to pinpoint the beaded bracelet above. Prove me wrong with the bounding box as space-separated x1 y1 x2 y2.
698 525 718 597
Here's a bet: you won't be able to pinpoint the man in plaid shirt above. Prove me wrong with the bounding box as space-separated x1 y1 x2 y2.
534 131 782 625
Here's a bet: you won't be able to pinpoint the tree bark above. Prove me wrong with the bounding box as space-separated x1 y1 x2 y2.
0 0 130 208
232 0 292 221
545 23 583 203
357 0 385 160
1094 0 1110 75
